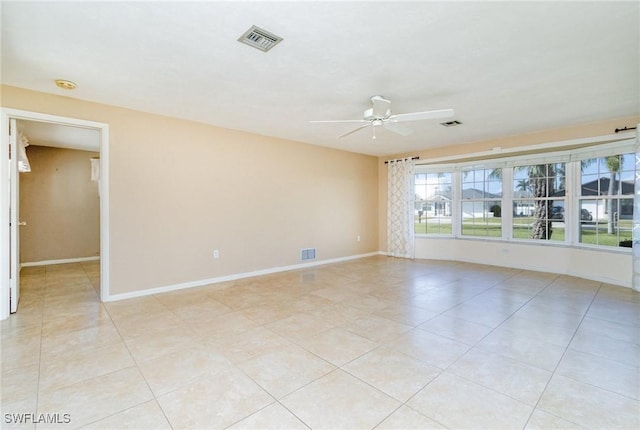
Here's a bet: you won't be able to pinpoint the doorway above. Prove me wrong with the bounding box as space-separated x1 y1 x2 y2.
1 109 110 320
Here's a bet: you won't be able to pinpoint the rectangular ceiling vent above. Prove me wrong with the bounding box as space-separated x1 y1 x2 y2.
440 120 462 127
238 25 283 52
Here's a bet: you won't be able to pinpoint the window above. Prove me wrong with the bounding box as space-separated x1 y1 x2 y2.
579 153 634 247
412 139 635 251
461 167 502 237
512 162 565 241
415 172 453 235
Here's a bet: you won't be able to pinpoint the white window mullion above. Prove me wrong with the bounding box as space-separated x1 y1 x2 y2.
566 160 578 245
502 167 514 240
452 170 461 237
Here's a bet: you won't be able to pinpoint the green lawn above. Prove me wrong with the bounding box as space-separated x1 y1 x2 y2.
579 220 632 247
415 217 631 247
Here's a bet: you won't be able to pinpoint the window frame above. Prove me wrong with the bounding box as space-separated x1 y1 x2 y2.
414 138 635 252
577 152 635 248
414 171 455 236
510 162 567 243
460 166 504 239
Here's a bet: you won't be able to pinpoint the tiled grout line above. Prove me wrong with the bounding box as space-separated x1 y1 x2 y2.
73 266 177 430
254 270 523 429
32 266 47 429
36 266 470 424
15 260 633 429
520 281 604 430
104 284 325 429
109 323 178 429
58 320 169 430
363 268 516 429
211 288 402 430
531 289 640 402
372 269 564 429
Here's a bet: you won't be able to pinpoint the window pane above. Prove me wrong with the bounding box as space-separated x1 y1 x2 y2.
513 178 532 197
512 163 565 242
581 153 634 197
461 200 501 237
620 153 635 192
515 163 564 199
460 168 502 238
415 172 452 235
578 152 634 248
579 198 633 247
513 200 534 239
553 163 566 196
581 173 600 195
512 198 564 241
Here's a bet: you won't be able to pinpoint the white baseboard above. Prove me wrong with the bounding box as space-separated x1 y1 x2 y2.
21 256 100 267
104 252 383 302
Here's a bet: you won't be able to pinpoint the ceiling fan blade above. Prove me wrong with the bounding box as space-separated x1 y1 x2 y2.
339 123 370 138
309 119 368 124
383 122 413 137
371 96 391 118
389 108 454 122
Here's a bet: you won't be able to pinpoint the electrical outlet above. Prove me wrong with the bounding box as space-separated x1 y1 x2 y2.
357 235 361 242
213 249 219 259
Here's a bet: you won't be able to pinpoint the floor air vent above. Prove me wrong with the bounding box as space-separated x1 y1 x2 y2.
238 25 283 52
301 248 316 261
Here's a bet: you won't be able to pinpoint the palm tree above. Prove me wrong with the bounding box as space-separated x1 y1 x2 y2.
528 164 555 239
490 165 556 239
604 156 621 234
516 179 530 194
581 156 622 234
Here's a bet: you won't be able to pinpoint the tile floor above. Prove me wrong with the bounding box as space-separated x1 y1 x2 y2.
1 256 639 429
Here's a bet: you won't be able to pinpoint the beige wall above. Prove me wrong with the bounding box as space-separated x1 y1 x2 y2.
2 85 379 296
5 83 636 293
415 238 631 287
19 146 100 263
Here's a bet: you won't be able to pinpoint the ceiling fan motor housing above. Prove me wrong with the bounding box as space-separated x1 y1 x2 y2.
366 95 392 119
364 107 391 120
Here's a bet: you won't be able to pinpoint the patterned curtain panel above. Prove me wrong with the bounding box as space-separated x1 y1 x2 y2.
633 124 640 292
387 158 416 258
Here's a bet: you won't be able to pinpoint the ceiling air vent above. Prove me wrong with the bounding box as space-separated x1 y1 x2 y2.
440 120 462 127
238 25 283 52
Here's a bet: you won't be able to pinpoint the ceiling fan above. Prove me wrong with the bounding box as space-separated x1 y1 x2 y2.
310 95 454 139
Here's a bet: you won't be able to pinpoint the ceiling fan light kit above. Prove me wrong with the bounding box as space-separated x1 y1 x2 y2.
310 95 454 139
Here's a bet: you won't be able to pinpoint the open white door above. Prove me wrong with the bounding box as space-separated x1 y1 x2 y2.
9 118 20 313
1 109 110 319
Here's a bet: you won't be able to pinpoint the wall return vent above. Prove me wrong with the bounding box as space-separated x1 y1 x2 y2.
238 25 283 52
300 248 316 261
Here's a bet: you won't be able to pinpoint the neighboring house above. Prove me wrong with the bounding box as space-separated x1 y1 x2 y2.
417 188 503 219
416 187 453 217
461 189 502 219
513 190 535 217
421 180 634 221
581 178 633 220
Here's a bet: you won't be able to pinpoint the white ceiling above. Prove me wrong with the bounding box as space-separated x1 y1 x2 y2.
17 120 100 152
2 1 638 156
